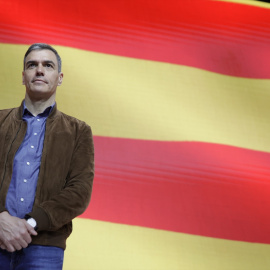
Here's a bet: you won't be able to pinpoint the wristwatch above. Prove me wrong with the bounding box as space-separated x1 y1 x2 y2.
24 215 38 231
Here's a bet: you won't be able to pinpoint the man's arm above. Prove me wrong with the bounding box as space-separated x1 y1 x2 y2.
0 211 37 252
26 124 94 231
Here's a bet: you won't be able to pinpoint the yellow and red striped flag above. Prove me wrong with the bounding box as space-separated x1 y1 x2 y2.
0 0 270 269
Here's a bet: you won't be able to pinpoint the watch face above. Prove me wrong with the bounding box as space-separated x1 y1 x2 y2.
27 218 37 228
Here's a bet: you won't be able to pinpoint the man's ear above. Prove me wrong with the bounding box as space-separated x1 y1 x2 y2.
58 72 64 86
22 71 25 85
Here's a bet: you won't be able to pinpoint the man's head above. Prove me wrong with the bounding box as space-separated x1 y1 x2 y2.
22 43 63 101
24 43 62 73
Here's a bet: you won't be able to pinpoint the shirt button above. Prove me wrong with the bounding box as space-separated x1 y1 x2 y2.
34 133 37 135
20 198 24 202
37 119 40 121
31 145 34 149
27 162 30 165
24 179 27 183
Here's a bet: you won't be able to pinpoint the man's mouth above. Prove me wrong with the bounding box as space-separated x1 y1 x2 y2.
32 78 47 83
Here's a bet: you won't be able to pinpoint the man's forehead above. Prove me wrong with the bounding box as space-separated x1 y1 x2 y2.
25 49 57 63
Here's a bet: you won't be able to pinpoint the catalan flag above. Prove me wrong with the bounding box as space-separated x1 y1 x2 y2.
0 0 270 269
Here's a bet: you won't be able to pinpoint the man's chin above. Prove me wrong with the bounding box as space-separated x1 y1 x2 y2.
26 90 55 101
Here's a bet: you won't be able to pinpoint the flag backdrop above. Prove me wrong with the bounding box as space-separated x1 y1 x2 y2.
0 0 270 269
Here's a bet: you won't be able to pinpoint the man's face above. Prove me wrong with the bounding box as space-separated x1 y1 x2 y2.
22 49 63 100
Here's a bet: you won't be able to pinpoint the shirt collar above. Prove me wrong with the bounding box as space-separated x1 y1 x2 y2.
22 100 55 117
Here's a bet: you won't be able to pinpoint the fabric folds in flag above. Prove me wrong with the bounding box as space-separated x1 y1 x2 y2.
0 0 270 269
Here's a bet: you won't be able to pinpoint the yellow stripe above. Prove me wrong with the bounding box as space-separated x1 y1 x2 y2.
63 218 270 270
1 44 270 152
213 0 270 9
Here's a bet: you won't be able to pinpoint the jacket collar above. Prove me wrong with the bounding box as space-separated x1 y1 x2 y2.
16 100 59 120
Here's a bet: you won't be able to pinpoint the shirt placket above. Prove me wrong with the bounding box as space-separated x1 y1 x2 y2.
17 116 43 214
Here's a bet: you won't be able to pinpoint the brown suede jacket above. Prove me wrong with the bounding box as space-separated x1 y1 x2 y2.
0 102 94 249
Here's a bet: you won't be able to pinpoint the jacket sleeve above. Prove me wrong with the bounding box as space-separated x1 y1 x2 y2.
28 124 94 231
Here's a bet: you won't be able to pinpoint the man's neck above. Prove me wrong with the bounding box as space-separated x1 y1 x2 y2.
24 94 55 116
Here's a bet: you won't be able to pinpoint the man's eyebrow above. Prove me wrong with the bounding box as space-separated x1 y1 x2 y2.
25 60 36 66
44 60 56 66
25 60 56 66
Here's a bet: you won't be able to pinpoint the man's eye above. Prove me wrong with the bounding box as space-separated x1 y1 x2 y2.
28 63 36 68
45 64 53 68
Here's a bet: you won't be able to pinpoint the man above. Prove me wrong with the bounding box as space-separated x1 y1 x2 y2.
0 43 94 269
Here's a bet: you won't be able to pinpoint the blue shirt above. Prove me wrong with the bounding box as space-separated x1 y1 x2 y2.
5 102 54 218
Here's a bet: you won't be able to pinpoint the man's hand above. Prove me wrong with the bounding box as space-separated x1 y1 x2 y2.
0 211 37 252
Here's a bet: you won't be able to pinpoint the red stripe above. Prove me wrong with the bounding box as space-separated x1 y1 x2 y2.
81 136 270 244
0 0 270 78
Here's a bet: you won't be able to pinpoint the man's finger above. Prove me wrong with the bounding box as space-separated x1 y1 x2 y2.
21 228 33 244
5 243 15 253
7 235 24 251
18 239 28 249
24 221 38 236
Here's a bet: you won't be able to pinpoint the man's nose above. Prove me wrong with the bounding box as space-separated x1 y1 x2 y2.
36 63 44 75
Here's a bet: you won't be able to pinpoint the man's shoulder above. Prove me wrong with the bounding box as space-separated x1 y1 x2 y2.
0 107 18 120
55 110 91 130
53 111 93 140
0 107 16 114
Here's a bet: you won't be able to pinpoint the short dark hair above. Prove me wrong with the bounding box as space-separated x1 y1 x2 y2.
24 43 62 72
